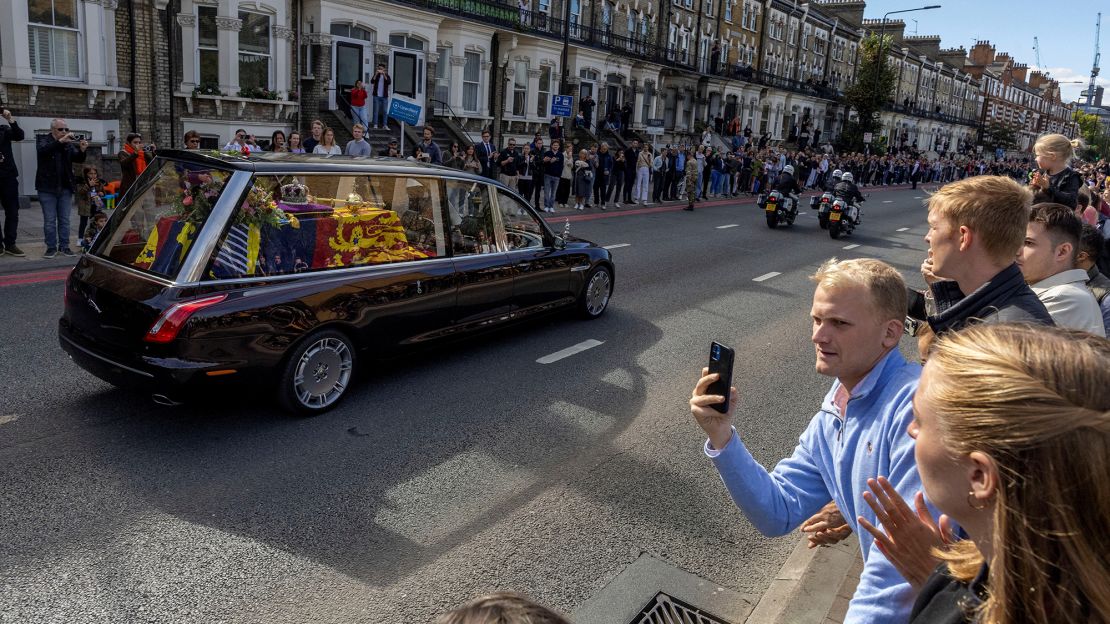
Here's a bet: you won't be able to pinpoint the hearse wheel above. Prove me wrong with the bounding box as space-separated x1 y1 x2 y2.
279 329 357 415
578 265 613 319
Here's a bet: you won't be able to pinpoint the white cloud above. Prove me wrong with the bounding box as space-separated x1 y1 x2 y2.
1033 66 1110 104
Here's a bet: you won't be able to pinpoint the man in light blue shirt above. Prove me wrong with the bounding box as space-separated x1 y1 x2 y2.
690 258 927 624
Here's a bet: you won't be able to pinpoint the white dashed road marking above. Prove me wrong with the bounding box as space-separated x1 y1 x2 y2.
537 339 605 364
897 227 910 232
882 200 894 203
752 272 781 282
914 196 923 199
0 414 20 426
603 243 631 249
843 244 860 250
716 224 739 229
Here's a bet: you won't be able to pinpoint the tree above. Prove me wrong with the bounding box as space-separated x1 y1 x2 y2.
981 122 1018 153
840 33 899 154
1073 109 1110 160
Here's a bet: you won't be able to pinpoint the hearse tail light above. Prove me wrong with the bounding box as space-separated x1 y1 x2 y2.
144 294 228 344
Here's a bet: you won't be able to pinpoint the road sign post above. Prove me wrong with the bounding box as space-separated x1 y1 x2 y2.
551 95 573 118
388 95 423 155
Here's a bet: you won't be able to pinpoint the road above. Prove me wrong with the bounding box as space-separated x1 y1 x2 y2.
0 187 932 623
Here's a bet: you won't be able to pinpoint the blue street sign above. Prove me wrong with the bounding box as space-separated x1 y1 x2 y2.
388 97 422 126
551 95 573 118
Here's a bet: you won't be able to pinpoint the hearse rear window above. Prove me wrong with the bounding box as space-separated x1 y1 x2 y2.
206 174 446 279
94 159 233 279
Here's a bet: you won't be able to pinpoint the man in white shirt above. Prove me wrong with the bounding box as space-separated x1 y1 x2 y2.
223 129 261 152
1017 203 1106 336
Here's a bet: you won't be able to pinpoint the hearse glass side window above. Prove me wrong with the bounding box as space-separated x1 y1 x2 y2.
495 189 546 250
204 174 445 279
94 159 232 279
445 179 499 255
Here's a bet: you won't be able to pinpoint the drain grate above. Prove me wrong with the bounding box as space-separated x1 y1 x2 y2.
630 592 731 624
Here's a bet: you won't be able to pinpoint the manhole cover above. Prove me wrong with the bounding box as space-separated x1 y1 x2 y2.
630 592 731 624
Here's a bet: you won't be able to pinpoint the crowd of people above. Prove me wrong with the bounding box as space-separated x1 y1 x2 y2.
425 133 1110 623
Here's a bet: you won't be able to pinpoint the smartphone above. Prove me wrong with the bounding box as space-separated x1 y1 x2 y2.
706 341 735 414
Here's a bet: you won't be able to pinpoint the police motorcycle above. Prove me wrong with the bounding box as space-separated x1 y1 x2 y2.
810 169 842 230
828 172 864 240
760 166 799 229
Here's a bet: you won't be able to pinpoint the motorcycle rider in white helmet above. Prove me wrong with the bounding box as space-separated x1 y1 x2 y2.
772 163 802 212
833 171 865 224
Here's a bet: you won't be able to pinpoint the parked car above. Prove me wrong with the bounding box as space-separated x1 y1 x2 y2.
59 151 614 414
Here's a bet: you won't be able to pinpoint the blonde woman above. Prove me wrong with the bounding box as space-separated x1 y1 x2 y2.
634 144 652 204
859 324 1110 624
572 148 594 211
557 143 574 209
1029 133 1084 209
312 127 342 155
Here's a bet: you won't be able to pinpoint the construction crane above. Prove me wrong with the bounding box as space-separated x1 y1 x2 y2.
1033 36 1043 73
1087 13 1101 109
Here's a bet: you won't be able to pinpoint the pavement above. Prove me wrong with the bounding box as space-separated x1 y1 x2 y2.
0 183 932 623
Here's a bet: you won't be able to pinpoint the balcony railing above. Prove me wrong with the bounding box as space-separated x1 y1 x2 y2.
399 0 980 127
882 102 980 128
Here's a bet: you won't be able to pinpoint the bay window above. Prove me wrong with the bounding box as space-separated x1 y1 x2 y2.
28 0 81 79
238 11 271 91
197 6 219 86
463 51 480 112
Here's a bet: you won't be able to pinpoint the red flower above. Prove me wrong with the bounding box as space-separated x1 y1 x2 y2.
182 196 194 207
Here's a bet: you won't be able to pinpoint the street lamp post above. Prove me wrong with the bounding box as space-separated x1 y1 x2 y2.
873 5 940 147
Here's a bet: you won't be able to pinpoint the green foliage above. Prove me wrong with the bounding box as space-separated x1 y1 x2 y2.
1073 110 1110 160
238 86 281 100
841 33 899 153
980 122 1018 152
192 82 223 97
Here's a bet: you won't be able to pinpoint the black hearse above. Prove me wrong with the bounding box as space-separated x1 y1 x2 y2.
59 151 614 414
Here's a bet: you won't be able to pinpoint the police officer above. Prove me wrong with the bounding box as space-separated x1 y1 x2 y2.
833 172 865 224
772 164 802 212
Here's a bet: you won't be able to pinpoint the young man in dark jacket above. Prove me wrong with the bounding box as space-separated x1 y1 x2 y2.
908 175 1053 354
0 108 26 256
36 118 88 258
623 139 640 204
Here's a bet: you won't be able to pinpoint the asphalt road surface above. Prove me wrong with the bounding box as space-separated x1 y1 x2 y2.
0 187 933 623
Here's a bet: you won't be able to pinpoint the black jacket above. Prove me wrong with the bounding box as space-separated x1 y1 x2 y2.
475 141 498 178
1 121 26 179
833 180 864 204
35 135 86 193
772 172 800 195
908 263 1054 335
909 563 987 624
1033 166 1083 209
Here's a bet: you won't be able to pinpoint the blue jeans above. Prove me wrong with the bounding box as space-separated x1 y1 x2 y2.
543 174 559 209
352 103 369 128
40 190 73 252
373 96 389 127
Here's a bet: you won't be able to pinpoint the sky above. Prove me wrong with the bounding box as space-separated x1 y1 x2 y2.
859 0 1107 105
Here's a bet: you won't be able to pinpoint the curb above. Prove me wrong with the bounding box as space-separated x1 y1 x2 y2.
743 535 862 624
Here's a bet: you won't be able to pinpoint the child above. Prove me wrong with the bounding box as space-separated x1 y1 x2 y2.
82 211 108 252
75 166 106 239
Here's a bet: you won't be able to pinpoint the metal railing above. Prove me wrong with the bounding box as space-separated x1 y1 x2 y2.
882 102 980 127
395 0 981 130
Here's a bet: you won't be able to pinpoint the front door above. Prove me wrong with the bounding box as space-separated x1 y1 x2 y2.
494 188 574 314
604 84 620 120
335 42 364 115
391 49 425 125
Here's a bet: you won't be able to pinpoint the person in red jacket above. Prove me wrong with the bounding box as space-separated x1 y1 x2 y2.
349 79 369 129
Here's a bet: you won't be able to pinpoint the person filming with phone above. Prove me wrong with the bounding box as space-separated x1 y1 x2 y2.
118 132 155 200
36 118 88 258
689 258 929 624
